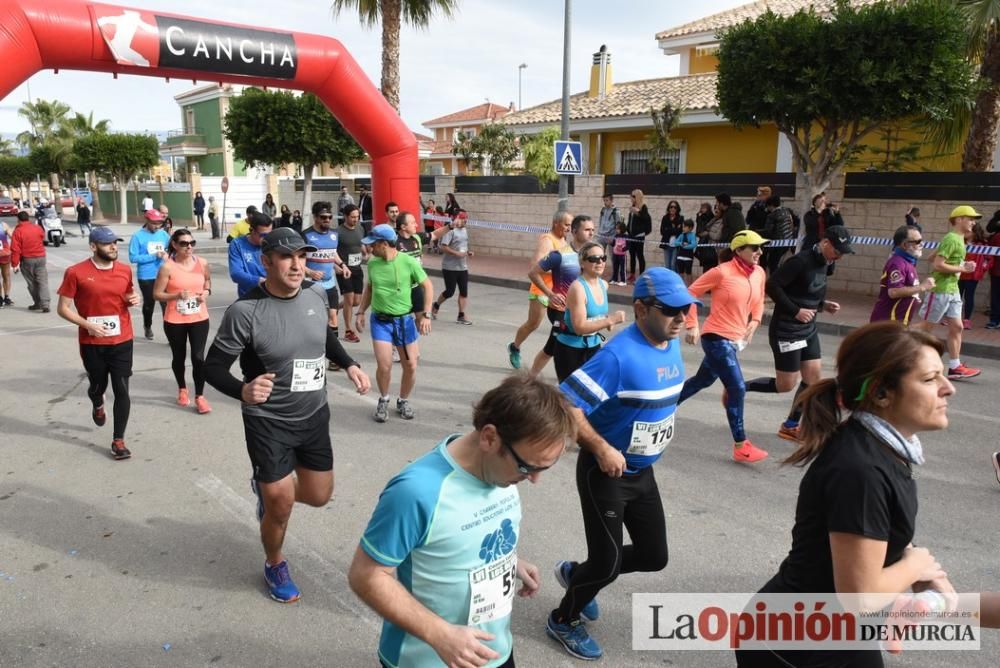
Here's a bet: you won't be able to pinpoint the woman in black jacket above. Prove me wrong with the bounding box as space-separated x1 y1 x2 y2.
626 189 651 282
444 193 461 219
737 322 957 668
659 200 683 271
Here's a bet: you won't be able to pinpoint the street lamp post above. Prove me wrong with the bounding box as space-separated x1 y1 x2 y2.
518 63 527 110
558 0 572 212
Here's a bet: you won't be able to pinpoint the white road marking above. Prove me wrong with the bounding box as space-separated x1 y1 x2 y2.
194 473 379 626
0 323 76 336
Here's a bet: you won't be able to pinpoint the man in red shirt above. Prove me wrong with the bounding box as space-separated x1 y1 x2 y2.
56 226 141 460
10 211 49 312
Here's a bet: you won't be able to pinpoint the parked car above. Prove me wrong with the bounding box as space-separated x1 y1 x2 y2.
0 197 18 216
59 190 74 209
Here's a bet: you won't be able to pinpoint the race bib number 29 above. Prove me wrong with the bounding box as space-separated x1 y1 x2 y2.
86 314 120 334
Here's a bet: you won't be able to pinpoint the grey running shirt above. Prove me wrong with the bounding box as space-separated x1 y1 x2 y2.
440 227 469 271
337 224 365 269
211 283 330 421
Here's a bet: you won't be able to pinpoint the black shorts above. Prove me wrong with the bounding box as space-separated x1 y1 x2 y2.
324 285 341 310
542 306 565 357
769 329 822 373
441 269 469 298
80 340 134 379
243 403 333 483
553 340 600 383
336 266 364 295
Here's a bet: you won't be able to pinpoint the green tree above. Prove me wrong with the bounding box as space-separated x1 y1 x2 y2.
519 126 561 189
17 99 72 191
62 111 111 219
0 138 16 158
331 0 458 111
224 89 364 222
716 0 977 207
74 133 159 225
452 123 519 175
955 0 1000 170
646 103 681 174
0 157 35 200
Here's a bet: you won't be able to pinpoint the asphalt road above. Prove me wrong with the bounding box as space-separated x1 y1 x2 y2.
0 233 997 667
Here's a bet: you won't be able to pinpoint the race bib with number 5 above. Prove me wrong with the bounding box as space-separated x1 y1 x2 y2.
177 298 201 315
626 414 674 457
86 314 120 334
290 356 326 392
347 252 362 267
468 551 517 625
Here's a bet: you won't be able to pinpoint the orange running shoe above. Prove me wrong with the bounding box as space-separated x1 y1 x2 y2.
195 395 212 414
777 422 802 443
177 388 190 406
947 364 981 380
733 440 768 464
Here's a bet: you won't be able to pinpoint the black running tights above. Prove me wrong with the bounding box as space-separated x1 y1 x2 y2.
163 320 210 394
554 450 668 622
87 372 130 440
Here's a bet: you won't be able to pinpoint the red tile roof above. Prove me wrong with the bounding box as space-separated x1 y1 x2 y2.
423 102 513 127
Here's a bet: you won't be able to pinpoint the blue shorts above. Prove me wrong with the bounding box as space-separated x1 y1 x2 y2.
370 313 419 347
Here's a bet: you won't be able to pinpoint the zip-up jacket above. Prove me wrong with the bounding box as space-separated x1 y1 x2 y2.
10 222 45 266
766 247 830 341
128 226 170 280
684 259 765 341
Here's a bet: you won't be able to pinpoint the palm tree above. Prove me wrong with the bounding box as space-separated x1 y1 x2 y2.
331 0 458 111
62 112 112 220
17 99 72 192
0 138 15 158
958 0 1000 171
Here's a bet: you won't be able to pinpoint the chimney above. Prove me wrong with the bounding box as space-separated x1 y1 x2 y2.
588 45 613 99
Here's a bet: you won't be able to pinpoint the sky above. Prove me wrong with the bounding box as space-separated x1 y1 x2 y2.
0 0 747 138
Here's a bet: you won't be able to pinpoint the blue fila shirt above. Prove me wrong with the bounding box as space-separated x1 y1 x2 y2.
302 227 340 288
561 323 685 472
360 436 521 668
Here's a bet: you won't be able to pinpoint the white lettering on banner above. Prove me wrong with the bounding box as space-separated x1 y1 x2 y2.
291 356 325 392
87 315 120 334
468 552 517 625
177 298 201 315
777 339 808 354
347 253 362 267
165 26 183 55
627 415 674 457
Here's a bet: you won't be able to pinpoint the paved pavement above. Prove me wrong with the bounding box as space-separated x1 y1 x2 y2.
0 222 998 667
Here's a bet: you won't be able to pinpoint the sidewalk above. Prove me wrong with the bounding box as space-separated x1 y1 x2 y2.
90 221 1000 361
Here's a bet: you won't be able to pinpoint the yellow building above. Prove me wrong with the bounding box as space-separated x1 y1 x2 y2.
422 102 516 175
503 0 966 174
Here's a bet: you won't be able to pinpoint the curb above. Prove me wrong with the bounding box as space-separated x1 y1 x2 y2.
423 268 1000 362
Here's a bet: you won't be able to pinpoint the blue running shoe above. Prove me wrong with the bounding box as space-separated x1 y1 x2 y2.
554 560 599 622
250 478 264 523
507 342 521 369
263 560 301 603
546 613 602 660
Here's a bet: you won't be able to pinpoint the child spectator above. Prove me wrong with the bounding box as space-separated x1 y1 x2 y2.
610 222 628 286
673 219 698 284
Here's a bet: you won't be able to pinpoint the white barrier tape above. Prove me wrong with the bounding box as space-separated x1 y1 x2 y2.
417 213 1000 256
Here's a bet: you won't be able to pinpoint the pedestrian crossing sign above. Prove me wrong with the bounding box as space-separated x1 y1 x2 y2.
554 140 583 175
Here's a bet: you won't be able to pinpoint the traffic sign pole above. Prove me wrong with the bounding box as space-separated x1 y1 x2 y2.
558 0 572 212
220 176 230 235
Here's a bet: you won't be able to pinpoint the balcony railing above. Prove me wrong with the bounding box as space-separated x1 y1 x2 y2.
163 128 206 146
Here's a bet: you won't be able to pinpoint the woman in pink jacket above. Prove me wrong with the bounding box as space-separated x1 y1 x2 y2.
678 230 769 464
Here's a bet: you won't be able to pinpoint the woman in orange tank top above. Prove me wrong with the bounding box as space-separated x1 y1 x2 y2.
153 228 213 414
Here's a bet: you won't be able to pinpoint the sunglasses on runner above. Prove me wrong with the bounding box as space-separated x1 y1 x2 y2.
318 214 334 220
504 440 551 475
646 300 691 317
584 255 607 263
176 240 196 248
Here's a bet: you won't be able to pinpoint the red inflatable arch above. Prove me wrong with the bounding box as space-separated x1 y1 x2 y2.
0 0 418 217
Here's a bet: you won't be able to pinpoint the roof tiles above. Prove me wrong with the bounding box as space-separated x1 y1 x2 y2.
655 0 880 40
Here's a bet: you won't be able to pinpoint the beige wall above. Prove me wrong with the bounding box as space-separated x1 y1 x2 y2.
420 174 996 298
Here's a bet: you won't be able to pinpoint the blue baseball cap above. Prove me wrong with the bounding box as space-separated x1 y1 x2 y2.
632 267 702 308
89 226 124 244
362 223 397 245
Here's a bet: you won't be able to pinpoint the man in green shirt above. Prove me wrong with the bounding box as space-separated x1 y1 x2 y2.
918 205 981 380
355 224 434 422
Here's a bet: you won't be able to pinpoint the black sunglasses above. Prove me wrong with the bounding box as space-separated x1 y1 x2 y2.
176 240 196 248
318 214 334 220
584 255 607 263
504 440 551 475
646 301 691 317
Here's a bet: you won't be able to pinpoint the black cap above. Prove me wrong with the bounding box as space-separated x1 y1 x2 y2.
824 225 855 255
261 227 316 255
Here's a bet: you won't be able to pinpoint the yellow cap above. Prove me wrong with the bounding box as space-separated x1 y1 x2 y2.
730 229 769 250
949 205 982 220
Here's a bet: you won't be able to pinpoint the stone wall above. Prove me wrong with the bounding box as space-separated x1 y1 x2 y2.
421 174 997 299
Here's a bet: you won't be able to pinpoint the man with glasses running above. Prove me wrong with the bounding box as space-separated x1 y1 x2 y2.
870 225 936 326
546 267 699 661
302 201 352 369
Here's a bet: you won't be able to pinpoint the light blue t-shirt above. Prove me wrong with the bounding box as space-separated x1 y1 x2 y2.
128 227 170 280
560 323 685 472
361 437 521 668
302 226 339 289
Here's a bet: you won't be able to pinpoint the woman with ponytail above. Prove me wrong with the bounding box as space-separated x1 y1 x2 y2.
737 321 959 667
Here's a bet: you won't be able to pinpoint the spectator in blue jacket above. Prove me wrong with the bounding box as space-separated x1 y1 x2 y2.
228 212 273 297
129 209 170 339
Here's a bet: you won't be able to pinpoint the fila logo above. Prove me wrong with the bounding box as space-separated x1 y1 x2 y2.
657 366 680 382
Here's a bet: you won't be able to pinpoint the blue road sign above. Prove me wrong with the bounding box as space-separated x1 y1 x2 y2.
553 140 583 175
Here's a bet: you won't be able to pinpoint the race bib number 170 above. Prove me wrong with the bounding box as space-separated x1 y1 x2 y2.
626 415 674 457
